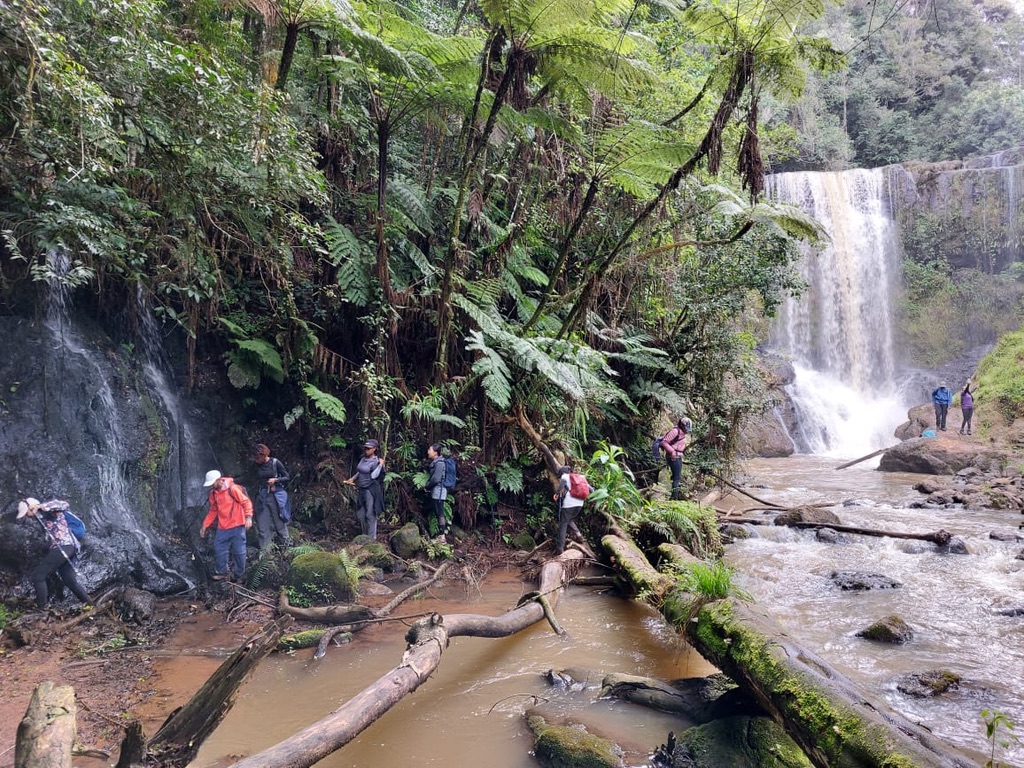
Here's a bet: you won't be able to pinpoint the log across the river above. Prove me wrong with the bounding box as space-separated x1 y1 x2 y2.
228 549 586 768
686 599 975 768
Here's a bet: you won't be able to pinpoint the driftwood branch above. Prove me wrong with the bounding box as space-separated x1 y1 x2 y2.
277 589 374 624
228 550 586 768
835 448 887 470
375 561 451 617
313 628 353 660
725 519 954 545
147 615 292 766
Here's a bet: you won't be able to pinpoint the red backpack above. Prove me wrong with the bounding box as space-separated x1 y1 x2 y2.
568 473 591 500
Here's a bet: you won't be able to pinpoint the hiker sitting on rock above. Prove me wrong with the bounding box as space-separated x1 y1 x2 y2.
17 497 92 609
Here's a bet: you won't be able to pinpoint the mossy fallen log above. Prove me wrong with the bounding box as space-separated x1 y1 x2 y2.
277 629 329 652
686 599 975 768
601 534 674 598
598 673 709 719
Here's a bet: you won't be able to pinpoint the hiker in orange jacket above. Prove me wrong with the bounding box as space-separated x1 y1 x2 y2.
200 470 253 581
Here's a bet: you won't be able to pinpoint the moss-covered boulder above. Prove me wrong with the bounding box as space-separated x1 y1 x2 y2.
390 522 424 559
510 532 537 550
673 716 813 768
350 541 396 571
856 615 914 644
288 551 355 602
527 714 623 768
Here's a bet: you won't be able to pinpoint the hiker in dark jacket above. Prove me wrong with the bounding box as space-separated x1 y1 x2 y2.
253 443 291 551
662 417 692 499
17 497 92 609
425 443 450 541
345 439 385 538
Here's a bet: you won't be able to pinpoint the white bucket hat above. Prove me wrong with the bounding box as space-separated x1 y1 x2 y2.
203 470 222 487
17 497 40 519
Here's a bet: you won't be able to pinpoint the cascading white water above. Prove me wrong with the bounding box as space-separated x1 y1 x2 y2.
769 170 908 457
44 252 193 589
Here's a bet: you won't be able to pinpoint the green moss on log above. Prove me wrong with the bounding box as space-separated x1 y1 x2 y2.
277 629 328 651
527 715 622 768
676 715 814 768
690 601 928 768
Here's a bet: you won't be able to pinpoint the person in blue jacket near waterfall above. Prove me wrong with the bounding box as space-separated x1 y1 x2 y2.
931 382 952 431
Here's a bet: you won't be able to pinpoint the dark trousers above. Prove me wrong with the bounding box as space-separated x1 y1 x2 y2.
934 403 949 430
960 408 974 433
556 503 582 554
432 497 449 533
213 526 247 579
355 489 377 539
32 546 90 608
667 456 683 499
256 491 290 551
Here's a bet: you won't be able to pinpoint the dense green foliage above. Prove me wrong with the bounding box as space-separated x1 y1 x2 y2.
0 0 838 525
973 327 1024 426
770 0 1024 169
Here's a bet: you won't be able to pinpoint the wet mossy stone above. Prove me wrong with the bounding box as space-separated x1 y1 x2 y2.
287 551 354 601
511 532 537 550
672 716 813 768
527 714 623 768
856 615 914 644
829 571 902 590
895 670 962 698
350 541 395 571
721 523 755 541
389 522 423 560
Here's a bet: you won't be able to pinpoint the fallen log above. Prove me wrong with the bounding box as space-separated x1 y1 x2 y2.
725 518 954 545
598 673 710 719
15 682 76 768
601 534 674 598
277 590 374 624
686 599 975 768
147 615 292 766
228 550 586 768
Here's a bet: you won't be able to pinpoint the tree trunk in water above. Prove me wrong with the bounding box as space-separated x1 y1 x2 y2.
686 600 975 768
228 550 586 768
15 682 76 768
147 616 292 765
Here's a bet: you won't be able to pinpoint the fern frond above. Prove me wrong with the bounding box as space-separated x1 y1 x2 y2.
466 330 513 410
303 383 348 424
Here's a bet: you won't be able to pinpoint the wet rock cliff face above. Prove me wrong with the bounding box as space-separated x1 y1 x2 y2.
0 313 221 596
888 147 1024 273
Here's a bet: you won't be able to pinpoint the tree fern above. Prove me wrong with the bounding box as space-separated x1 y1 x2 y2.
466 330 513 410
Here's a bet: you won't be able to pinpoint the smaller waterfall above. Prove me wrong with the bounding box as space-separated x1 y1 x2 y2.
769 170 908 457
42 253 194 591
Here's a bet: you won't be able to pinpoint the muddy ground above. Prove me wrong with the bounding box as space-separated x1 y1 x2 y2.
0 594 272 768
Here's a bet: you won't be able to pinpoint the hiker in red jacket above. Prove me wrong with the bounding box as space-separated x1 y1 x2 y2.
200 470 253 581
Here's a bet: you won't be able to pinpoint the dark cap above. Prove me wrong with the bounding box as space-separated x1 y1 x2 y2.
364 439 380 450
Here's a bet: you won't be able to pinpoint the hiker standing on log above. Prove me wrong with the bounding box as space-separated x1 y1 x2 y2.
345 439 385 539
553 466 589 555
17 497 92 609
253 443 291 552
200 470 254 581
662 417 692 500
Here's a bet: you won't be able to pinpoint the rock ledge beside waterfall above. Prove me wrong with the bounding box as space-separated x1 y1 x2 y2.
878 436 1006 475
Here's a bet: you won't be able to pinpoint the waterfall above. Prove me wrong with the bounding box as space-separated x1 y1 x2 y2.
768 170 908 457
41 252 195 592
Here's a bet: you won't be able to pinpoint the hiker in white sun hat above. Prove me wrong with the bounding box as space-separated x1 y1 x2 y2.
17 496 92 609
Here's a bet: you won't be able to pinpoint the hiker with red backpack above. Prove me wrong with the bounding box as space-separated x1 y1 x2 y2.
553 465 591 555
200 470 253 581
17 497 93 609
662 416 692 500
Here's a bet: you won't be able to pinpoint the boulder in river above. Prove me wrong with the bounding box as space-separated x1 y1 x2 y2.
879 437 1003 474
829 571 902 590
526 712 623 768
895 670 961 699
671 715 813 768
856 615 914 644
774 506 841 527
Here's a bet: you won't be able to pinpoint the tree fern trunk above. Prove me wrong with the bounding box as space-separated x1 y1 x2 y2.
276 22 299 90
